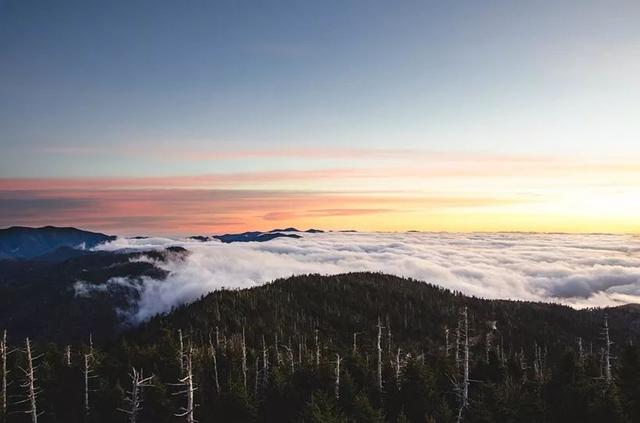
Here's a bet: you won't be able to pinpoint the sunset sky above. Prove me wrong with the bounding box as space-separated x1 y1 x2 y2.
1 1 639 235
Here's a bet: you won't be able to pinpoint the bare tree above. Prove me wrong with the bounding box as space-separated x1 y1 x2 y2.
1 330 14 419
601 315 614 385
64 345 72 367
444 327 451 358
387 319 392 357
395 347 402 389
262 335 269 382
274 332 282 367
456 307 470 423
17 338 42 423
283 344 295 374
118 368 154 423
577 337 584 365
315 329 320 366
334 354 342 400
455 323 461 370
377 317 384 391
241 328 247 392
83 353 98 415
533 343 546 383
178 330 185 376
173 347 196 423
208 334 220 394
485 332 492 363
352 332 358 355
88 332 94 358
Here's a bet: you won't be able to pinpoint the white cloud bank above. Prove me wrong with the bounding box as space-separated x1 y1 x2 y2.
93 232 640 322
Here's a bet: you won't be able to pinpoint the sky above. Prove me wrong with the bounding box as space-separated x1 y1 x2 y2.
1 0 639 235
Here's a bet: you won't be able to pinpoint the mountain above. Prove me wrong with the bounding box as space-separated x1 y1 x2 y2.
0 226 116 259
214 231 301 243
269 227 300 232
0 246 188 342
190 231 302 243
269 227 325 233
188 228 323 243
3 272 639 423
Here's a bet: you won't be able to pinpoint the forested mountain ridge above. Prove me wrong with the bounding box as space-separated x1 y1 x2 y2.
1 272 639 423
0 246 188 342
0 226 115 259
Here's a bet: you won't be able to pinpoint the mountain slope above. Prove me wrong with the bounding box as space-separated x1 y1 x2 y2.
0 226 116 259
2 272 640 423
136 272 640 354
0 246 188 342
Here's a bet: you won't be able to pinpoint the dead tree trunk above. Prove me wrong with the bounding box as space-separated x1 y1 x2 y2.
173 347 196 423
65 345 71 367
352 332 358 355
455 323 461 370
274 332 282 366
208 335 220 394
241 328 247 392
577 337 584 365
89 332 94 358
118 368 154 423
284 344 295 373
395 347 402 389
533 343 545 383
387 320 392 357
83 353 97 415
20 338 41 423
377 317 383 391
445 327 450 358
456 307 470 423
262 335 269 383
1 330 10 419
602 315 613 385
315 329 320 367
334 354 342 400
485 333 492 363
178 330 185 376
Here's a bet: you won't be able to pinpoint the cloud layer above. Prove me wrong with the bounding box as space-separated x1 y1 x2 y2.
92 232 640 321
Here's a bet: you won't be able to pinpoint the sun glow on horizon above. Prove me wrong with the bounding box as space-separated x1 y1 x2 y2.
1 150 639 236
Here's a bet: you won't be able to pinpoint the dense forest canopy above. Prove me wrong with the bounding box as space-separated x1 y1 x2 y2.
1 272 639 422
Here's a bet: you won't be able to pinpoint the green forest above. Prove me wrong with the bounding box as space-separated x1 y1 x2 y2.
1 272 639 423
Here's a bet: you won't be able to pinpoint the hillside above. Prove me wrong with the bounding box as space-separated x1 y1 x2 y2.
0 226 116 259
1 272 639 423
0 246 188 342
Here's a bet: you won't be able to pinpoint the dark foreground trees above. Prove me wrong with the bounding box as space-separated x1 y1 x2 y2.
1 272 639 422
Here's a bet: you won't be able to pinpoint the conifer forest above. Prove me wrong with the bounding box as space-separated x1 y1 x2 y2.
1 272 639 423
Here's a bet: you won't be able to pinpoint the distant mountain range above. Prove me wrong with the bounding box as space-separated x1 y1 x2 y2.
0 226 326 260
0 226 116 259
188 227 324 243
191 231 302 243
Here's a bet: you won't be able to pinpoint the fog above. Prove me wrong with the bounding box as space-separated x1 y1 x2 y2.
92 232 640 321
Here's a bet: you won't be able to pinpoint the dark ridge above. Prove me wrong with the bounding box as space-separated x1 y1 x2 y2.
0 246 188 342
0 226 116 259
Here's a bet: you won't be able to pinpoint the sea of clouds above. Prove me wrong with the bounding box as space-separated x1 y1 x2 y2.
92 232 640 322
